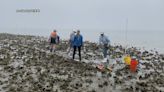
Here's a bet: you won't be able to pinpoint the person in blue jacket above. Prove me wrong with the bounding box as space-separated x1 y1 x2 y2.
72 30 83 61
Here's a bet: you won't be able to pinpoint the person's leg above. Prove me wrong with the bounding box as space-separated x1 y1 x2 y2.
53 44 56 52
68 43 72 54
103 46 107 58
73 46 76 60
50 44 53 52
78 46 81 61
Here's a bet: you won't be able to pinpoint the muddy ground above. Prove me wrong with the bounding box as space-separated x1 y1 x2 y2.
0 33 164 92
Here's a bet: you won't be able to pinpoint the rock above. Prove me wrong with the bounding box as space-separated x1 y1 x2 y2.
103 81 108 86
98 84 103 88
85 79 93 84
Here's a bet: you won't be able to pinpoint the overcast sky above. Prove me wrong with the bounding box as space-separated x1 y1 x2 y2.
0 0 164 30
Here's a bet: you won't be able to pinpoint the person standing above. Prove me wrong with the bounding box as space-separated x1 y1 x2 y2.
48 30 60 52
99 32 110 58
67 31 76 54
72 30 83 61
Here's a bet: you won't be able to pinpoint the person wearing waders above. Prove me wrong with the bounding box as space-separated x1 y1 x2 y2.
72 30 83 61
99 32 110 59
48 30 60 52
67 31 76 54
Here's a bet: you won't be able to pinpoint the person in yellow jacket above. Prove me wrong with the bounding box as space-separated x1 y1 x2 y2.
48 30 60 52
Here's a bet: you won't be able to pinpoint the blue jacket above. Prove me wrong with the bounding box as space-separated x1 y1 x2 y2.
73 35 83 47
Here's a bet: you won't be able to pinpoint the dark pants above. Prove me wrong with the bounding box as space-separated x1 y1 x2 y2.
73 46 81 61
103 44 108 58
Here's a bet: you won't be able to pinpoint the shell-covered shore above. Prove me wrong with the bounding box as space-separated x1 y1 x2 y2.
0 33 164 92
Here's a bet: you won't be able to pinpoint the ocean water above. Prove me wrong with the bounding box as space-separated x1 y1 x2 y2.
0 28 164 53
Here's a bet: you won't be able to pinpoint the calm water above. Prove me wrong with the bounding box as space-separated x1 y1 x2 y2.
0 28 164 53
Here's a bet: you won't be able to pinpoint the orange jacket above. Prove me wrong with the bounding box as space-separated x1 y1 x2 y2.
51 31 57 38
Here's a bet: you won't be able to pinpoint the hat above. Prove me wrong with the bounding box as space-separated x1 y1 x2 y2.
53 30 57 32
100 32 104 35
72 29 76 32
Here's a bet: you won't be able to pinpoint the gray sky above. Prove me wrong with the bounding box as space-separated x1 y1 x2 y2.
0 0 164 30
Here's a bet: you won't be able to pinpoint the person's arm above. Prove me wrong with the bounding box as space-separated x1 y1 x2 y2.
58 36 60 44
99 36 102 45
48 36 51 43
72 35 75 45
106 37 110 45
81 35 83 47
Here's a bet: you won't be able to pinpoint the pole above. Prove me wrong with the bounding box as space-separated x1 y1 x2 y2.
125 18 128 54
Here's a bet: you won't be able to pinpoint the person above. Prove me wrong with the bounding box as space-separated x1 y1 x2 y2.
99 32 110 58
72 30 83 61
48 30 60 52
67 31 76 54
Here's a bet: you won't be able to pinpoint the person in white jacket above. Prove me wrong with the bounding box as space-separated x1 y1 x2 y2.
99 32 110 58
67 31 76 54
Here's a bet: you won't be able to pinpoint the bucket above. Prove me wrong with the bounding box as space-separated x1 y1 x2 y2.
124 56 131 65
130 59 138 72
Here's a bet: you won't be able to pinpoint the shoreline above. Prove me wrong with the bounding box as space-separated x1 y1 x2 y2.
0 32 163 54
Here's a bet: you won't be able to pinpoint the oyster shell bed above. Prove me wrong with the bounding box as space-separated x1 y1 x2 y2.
0 33 164 92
